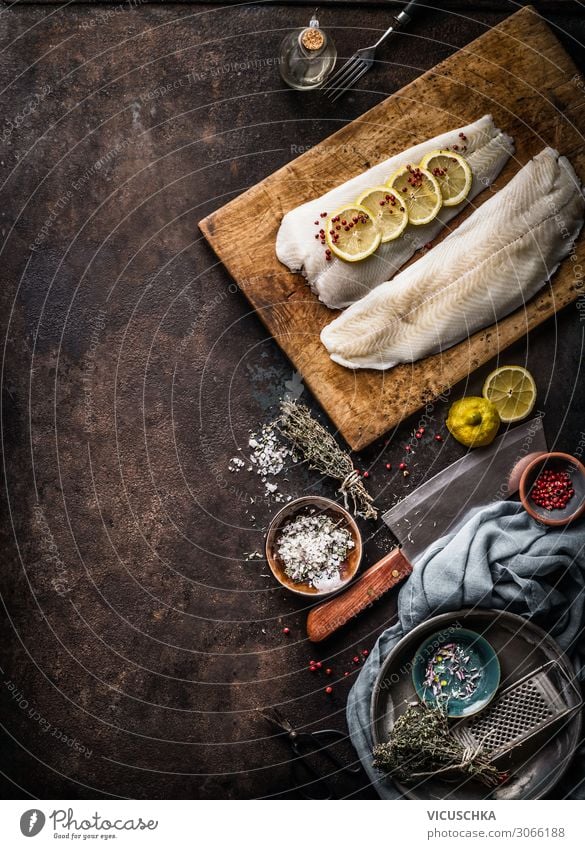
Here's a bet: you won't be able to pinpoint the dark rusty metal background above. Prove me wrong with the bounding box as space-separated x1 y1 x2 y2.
1 2 584 799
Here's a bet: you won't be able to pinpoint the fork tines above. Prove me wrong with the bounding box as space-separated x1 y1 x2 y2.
321 56 369 102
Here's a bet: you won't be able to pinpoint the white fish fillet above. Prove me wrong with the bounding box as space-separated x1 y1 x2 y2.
321 148 585 370
276 115 514 309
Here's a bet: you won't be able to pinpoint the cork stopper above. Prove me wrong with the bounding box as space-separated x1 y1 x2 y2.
301 27 325 52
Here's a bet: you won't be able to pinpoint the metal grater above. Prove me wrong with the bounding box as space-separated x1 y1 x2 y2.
451 660 583 760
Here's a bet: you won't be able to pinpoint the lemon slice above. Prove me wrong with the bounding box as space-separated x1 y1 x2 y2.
419 149 472 207
355 186 409 243
482 366 537 423
325 204 382 262
385 164 442 226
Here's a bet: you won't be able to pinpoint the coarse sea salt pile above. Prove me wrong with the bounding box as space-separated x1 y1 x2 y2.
229 423 297 501
276 511 354 589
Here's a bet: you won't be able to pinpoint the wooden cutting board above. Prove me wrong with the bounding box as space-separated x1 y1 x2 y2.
199 5 585 451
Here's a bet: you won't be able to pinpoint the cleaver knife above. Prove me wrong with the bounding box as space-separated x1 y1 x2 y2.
306 416 547 642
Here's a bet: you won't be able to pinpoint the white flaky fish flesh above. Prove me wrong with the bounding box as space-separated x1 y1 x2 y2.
276 115 514 308
321 148 585 370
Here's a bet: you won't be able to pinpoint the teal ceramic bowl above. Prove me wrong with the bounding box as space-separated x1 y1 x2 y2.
412 628 500 718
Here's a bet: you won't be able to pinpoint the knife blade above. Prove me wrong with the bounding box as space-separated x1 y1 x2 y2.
306 416 547 642
383 416 547 561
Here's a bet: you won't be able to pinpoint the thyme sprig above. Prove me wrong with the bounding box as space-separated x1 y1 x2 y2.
278 400 378 520
373 703 505 788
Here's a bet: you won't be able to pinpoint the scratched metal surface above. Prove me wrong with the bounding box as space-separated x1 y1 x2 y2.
0 2 584 799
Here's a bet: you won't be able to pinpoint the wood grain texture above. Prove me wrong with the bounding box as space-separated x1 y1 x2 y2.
306 548 413 642
199 5 585 451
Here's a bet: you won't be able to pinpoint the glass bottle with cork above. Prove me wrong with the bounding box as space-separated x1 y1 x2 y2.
279 11 337 91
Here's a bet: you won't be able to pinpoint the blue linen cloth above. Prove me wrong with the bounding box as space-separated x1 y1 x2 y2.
346 501 585 798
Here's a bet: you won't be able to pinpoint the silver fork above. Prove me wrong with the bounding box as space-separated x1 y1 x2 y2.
321 0 421 102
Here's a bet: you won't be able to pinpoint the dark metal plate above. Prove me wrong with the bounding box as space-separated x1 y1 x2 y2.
370 609 583 799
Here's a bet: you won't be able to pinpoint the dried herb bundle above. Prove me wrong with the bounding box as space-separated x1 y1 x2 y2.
372 703 505 787
278 400 378 520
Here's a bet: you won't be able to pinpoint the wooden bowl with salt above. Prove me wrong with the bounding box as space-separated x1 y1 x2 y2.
265 496 362 597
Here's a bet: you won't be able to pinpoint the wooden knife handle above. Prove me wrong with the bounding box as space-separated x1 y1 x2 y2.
306 548 413 643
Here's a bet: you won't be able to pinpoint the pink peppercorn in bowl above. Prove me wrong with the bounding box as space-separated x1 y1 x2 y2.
265 496 362 597
519 452 585 528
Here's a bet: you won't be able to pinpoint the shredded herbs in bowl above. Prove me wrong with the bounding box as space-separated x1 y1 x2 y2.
412 629 501 718
266 497 361 596
422 642 481 701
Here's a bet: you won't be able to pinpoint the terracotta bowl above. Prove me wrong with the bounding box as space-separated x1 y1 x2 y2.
519 451 585 527
265 496 362 597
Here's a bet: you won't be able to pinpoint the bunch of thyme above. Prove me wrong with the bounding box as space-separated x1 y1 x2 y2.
278 400 377 520
372 703 505 787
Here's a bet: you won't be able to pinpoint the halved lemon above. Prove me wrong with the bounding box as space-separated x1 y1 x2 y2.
325 204 382 262
482 366 537 423
419 149 473 207
385 164 442 226
355 186 409 243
